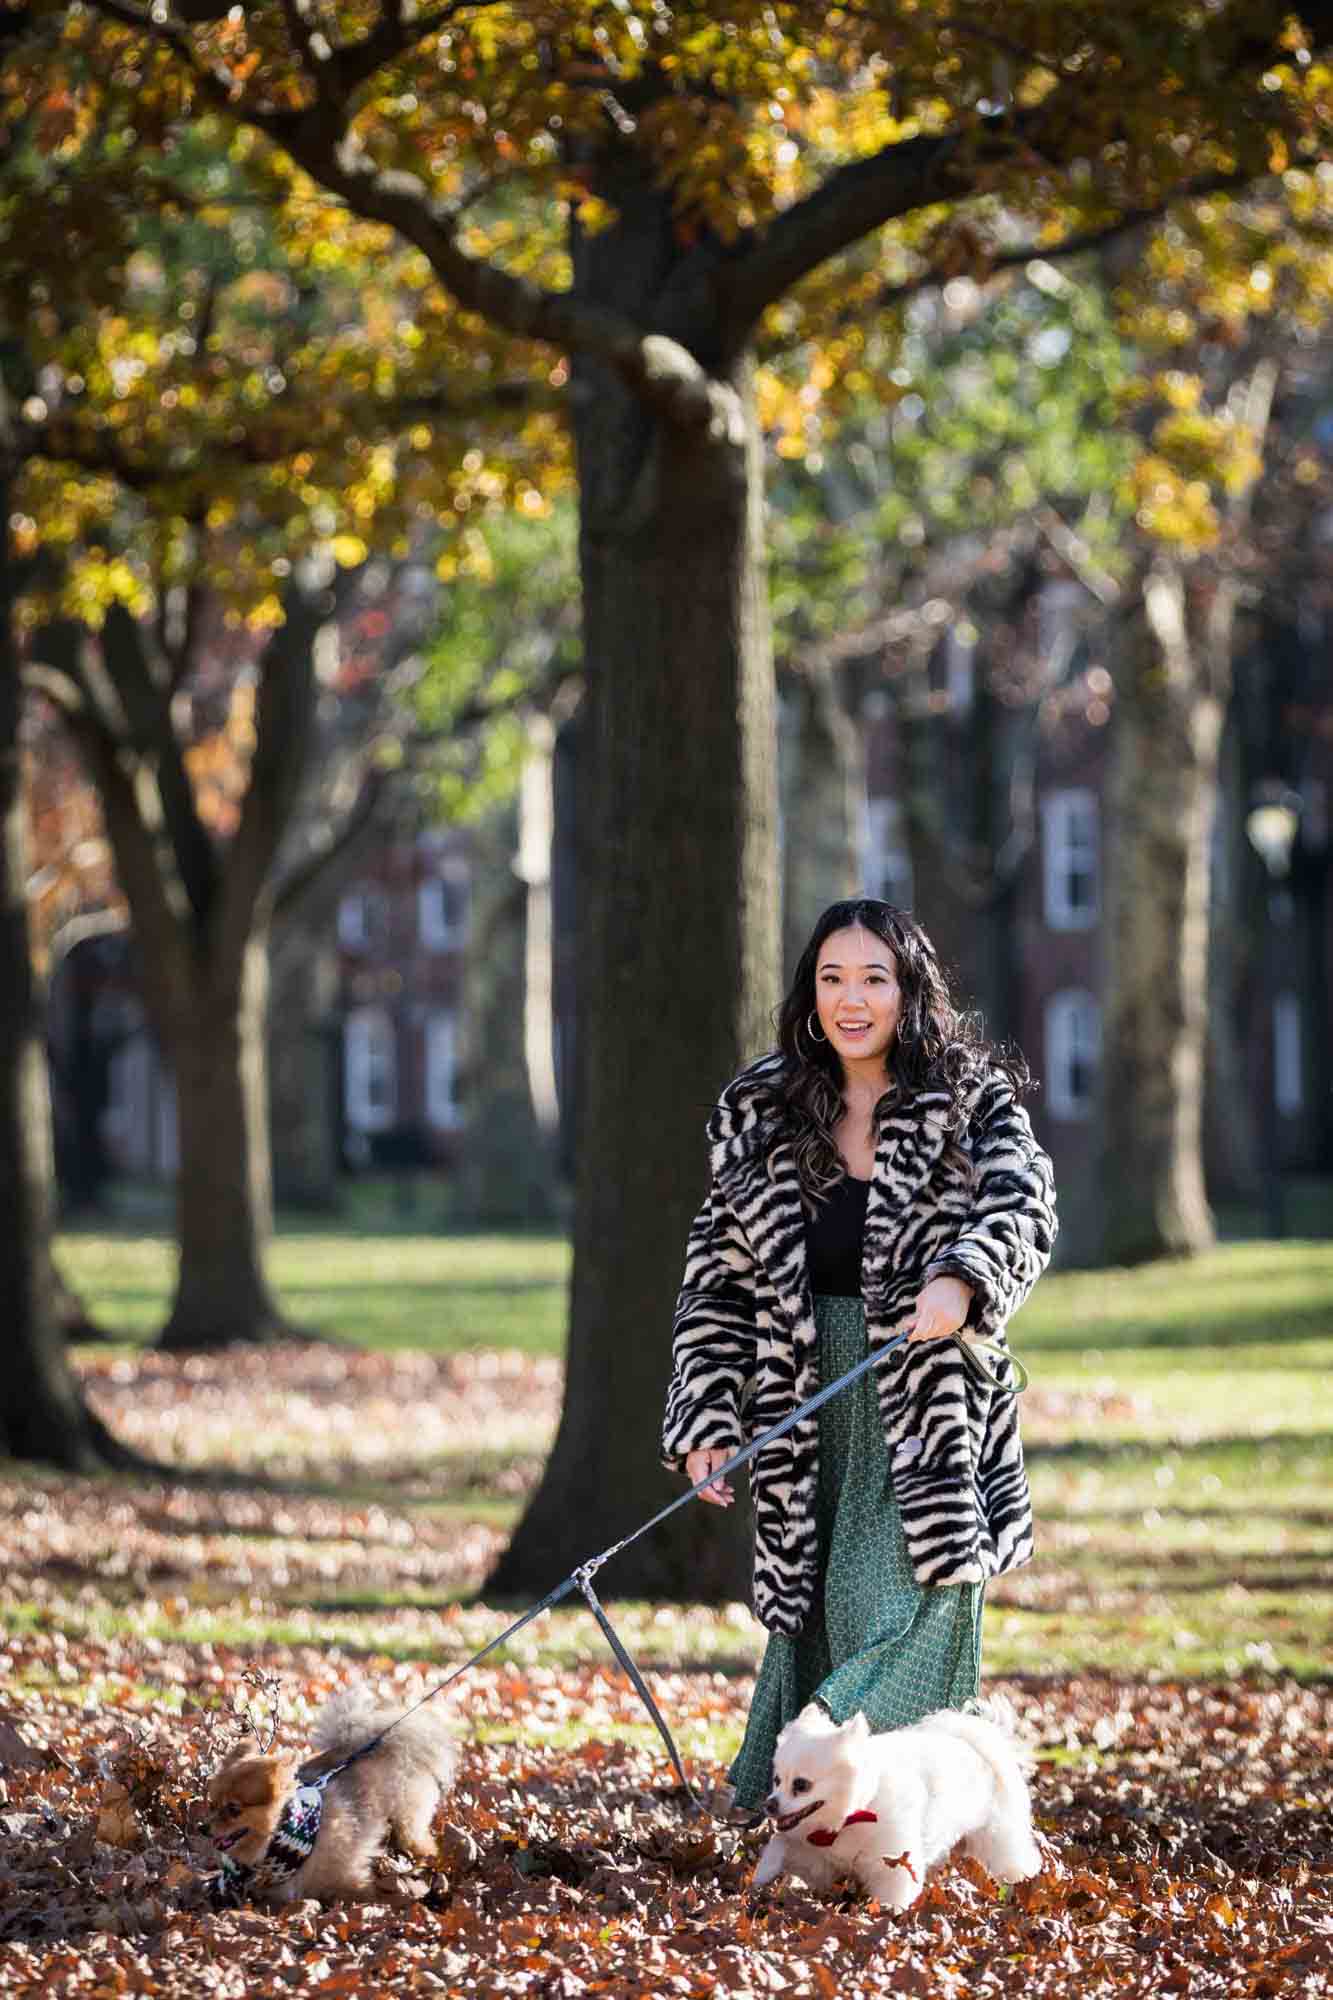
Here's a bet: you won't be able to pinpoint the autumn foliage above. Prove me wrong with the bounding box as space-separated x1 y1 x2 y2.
1 1341 1330 1997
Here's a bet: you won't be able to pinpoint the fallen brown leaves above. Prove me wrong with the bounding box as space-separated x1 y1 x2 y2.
1 1641 1330 2000
2 1343 1328 1996
78 1344 561 1488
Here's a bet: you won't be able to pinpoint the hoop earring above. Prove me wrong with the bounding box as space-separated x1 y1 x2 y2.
807 1011 827 1044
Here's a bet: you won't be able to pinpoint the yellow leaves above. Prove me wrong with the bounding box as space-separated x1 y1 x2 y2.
436 525 496 583
59 552 152 627
331 533 367 568
1125 456 1219 548
1158 372 1202 412
244 592 285 633
573 194 617 236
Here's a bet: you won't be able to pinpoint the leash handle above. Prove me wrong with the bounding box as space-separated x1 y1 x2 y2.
955 1332 1030 1395
574 1569 704 1809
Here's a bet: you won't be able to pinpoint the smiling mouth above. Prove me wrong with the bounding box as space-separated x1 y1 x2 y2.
213 1829 245 1852
774 1796 826 1833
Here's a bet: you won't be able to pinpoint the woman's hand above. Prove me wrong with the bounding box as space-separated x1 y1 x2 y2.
685 1447 735 1507
907 1274 974 1343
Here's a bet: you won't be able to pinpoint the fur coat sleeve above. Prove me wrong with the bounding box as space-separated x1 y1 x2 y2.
922 1076 1057 1336
660 1185 758 1472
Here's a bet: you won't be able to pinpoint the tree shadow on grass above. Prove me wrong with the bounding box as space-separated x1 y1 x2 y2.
1025 1430 1330 1464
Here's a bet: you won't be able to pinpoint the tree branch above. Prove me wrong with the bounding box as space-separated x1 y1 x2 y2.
271 755 393 920
29 625 192 1020
215 564 344 967
723 128 971 336
100 604 219 925
723 7 1333 335
252 130 739 426
763 168 1255 356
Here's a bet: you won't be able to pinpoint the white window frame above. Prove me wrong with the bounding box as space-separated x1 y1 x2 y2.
344 1006 397 1132
1045 989 1101 1122
338 887 387 954
1042 788 1099 931
862 795 914 909
425 1010 463 1130
418 868 469 953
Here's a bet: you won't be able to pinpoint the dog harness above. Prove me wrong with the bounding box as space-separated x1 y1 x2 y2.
209 1778 330 1909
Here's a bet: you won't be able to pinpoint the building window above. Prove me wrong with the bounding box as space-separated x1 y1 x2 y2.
1045 989 1101 1121
344 1007 397 1132
425 1010 463 1129
338 887 388 954
1274 992 1303 1118
1042 789 1099 931
863 796 913 909
418 868 469 953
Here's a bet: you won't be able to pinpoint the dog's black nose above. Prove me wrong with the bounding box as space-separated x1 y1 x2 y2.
764 1793 778 1815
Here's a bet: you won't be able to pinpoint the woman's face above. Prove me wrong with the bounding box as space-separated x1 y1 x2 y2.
813 925 902 1072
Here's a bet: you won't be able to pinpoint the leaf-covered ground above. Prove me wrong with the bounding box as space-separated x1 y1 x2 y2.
2 1335 1331 1997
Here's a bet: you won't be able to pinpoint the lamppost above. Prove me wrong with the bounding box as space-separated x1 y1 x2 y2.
1244 784 1302 1240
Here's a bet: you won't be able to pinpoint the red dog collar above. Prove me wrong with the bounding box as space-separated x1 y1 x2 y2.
806 1808 879 1848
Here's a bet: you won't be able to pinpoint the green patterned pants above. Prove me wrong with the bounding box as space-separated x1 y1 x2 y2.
728 1293 984 1811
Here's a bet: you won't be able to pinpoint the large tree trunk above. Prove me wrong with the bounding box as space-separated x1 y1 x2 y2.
780 664 862 980
489 176 779 1602
1099 561 1226 1263
159 932 287 1348
0 442 123 1466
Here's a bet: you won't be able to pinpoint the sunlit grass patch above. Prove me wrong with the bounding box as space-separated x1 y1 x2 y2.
57 1229 571 1353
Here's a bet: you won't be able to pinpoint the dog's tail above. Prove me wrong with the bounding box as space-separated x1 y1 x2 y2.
311 1690 459 1787
918 1698 1035 1817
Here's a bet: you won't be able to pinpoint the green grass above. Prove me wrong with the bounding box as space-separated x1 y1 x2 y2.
56 1228 570 1353
41 1222 1333 1694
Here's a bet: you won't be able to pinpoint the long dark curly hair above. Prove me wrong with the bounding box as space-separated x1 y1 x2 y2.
768 899 1030 1208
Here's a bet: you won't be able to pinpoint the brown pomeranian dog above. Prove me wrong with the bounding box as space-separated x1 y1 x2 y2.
206 1691 459 1903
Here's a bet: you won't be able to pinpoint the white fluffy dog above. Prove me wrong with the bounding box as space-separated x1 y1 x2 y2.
752 1700 1041 1910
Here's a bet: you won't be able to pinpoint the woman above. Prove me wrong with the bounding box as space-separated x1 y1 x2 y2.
660 899 1056 1815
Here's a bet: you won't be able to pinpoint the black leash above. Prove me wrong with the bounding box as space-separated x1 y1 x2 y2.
286 1329 1023 1812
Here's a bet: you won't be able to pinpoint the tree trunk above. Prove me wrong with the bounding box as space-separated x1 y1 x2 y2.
780 665 862 980
159 931 288 1347
1203 716 1262 1200
0 446 121 1465
489 178 778 1601
456 716 562 1225
1099 561 1225 1263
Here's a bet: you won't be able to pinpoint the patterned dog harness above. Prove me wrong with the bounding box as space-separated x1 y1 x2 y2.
209 1776 331 1908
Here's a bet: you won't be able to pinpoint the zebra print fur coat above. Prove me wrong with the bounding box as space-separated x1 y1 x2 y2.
661 1055 1057 1637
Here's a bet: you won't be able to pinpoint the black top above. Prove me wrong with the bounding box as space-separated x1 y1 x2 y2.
804 1173 870 1298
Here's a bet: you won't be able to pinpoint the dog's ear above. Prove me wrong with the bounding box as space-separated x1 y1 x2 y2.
210 1755 295 1808
841 1712 871 1742
796 1702 834 1732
